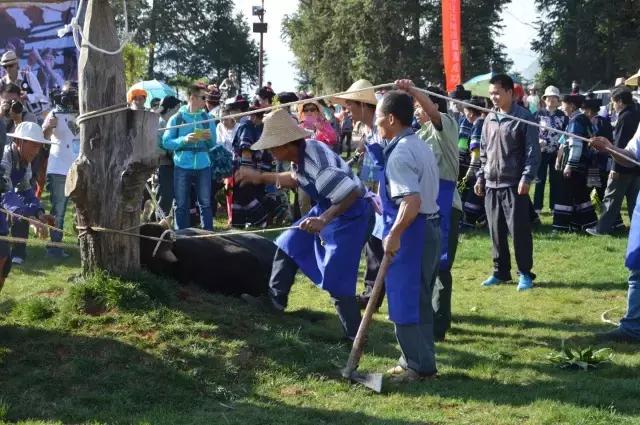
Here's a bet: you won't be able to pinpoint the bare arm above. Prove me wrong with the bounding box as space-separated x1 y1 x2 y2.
318 188 361 223
234 167 298 189
395 79 442 130
590 136 639 168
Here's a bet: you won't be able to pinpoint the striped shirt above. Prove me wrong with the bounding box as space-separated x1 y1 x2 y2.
293 140 363 204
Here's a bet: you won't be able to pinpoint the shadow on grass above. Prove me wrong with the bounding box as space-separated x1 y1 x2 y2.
540 280 627 292
0 325 424 425
390 366 640 416
454 313 612 334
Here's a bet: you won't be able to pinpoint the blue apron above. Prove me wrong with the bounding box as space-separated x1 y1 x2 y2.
437 179 455 270
625 191 640 270
369 130 431 325
0 157 29 235
275 175 373 297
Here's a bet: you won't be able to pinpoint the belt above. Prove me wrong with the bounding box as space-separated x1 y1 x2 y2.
424 212 439 221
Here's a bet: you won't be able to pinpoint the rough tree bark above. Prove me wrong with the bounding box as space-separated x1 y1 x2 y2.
66 0 158 276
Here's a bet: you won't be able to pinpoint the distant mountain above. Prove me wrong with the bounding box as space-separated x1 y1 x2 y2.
520 59 540 81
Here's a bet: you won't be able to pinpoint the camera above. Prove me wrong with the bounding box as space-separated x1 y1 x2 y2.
50 82 79 112
10 100 23 114
1 99 23 117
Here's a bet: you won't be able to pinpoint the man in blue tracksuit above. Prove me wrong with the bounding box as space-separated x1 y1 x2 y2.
162 84 217 230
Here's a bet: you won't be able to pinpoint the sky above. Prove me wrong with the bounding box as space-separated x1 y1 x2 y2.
233 0 540 91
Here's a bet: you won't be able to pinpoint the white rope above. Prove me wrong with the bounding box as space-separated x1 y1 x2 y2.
413 87 640 168
157 83 395 132
601 307 621 327
59 0 133 56
155 81 640 168
151 228 174 258
76 103 130 125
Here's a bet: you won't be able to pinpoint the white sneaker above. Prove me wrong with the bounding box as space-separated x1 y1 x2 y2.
11 257 24 265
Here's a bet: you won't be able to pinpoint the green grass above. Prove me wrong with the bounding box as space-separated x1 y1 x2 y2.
0 201 639 424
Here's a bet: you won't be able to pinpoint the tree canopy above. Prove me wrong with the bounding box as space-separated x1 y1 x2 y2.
532 0 640 91
282 0 511 93
114 0 259 87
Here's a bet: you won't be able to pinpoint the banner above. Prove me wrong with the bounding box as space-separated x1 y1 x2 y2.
0 1 78 99
441 0 462 93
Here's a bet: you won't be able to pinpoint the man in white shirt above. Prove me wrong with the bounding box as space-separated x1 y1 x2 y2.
42 82 79 259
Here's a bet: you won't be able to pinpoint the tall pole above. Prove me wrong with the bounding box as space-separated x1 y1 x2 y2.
258 0 265 88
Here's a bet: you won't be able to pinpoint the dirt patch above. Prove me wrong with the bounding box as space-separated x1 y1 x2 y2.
83 298 107 316
37 288 64 298
279 385 314 397
139 330 158 342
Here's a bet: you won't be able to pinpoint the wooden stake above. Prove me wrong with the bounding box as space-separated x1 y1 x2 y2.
66 0 158 275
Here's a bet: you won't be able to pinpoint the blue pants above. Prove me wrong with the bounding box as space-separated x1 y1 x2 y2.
46 174 69 255
619 269 640 340
174 166 213 230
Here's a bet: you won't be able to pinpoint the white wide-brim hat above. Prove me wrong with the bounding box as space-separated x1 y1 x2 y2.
7 121 56 145
625 69 640 88
251 108 309 151
0 50 18 67
542 85 561 99
330 79 378 106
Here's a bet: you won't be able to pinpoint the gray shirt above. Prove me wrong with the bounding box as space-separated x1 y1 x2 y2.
386 131 440 215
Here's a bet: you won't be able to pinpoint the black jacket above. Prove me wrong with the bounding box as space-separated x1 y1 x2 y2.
613 106 640 174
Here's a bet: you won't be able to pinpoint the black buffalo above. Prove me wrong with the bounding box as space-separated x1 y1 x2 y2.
139 223 277 296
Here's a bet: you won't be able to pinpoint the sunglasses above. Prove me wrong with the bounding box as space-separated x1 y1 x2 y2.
303 106 318 113
2 63 16 69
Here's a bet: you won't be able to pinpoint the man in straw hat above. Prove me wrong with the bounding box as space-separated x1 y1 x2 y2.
0 50 47 116
0 121 55 290
236 108 374 341
332 79 386 310
366 86 441 382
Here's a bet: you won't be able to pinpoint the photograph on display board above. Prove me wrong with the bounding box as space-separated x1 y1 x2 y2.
0 0 78 100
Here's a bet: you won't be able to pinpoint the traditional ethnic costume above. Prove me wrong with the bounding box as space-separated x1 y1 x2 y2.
552 107 598 232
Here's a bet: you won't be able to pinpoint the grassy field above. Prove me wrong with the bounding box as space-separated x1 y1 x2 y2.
0 206 639 425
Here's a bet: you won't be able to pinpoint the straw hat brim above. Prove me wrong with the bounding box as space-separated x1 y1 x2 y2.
7 132 56 145
626 72 640 87
330 92 377 106
251 110 309 151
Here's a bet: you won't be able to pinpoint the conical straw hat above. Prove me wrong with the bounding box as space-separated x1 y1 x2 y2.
331 79 378 106
251 108 309 151
625 68 640 87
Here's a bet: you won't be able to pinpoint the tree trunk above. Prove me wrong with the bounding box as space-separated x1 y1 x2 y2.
146 0 160 79
66 0 158 276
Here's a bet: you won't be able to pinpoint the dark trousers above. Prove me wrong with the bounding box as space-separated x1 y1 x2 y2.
341 131 353 158
485 186 534 280
433 207 461 340
533 151 559 211
359 235 385 308
596 173 640 233
269 248 362 339
395 217 440 376
156 164 174 220
462 177 486 226
10 218 29 260
552 172 598 232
